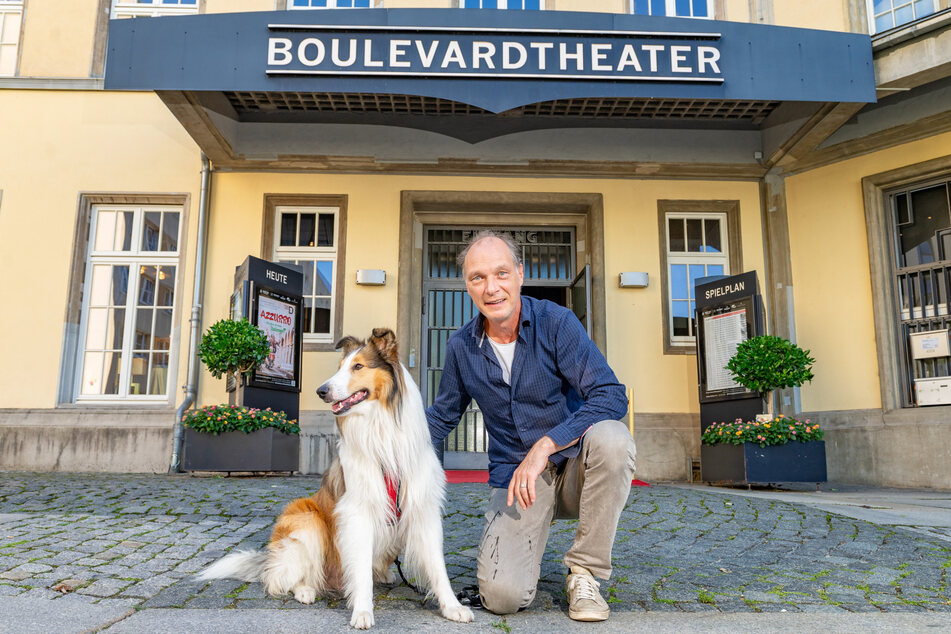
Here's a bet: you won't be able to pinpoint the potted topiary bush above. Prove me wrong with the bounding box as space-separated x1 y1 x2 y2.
701 335 826 484
184 319 299 472
197 318 271 389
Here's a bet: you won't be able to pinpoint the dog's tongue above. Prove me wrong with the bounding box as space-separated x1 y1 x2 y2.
332 391 364 414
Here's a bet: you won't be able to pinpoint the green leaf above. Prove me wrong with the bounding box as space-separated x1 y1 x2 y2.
197 319 271 380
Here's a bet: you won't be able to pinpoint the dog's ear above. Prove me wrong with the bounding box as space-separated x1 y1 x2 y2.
334 336 363 356
368 328 399 365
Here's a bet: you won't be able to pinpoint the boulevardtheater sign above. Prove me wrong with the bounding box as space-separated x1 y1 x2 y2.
265 25 723 83
104 9 875 113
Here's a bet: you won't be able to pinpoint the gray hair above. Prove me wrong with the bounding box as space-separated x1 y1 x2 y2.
456 229 522 270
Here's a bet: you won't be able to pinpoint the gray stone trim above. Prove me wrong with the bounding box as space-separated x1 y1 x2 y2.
396 190 605 387
0 78 104 89
260 194 348 352
657 199 743 356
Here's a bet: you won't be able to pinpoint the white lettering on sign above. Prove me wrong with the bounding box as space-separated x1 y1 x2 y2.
266 270 288 284
264 32 724 83
705 281 745 300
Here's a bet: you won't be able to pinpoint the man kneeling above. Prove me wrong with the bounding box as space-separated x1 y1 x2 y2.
426 230 637 622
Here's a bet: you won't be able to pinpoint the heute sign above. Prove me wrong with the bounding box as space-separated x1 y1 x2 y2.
265 25 723 83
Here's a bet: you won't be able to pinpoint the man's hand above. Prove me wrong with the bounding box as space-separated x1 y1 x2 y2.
507 436 579 510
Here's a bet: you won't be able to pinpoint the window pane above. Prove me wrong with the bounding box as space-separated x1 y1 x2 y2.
672 301 690 336
650 0 665 15
142 212 161 251
704 219 721 253
154 308 172 350
280 213 297 246
138 265 157 305
299 213 316 247
900 185 950 266
875 13 894 31
668 218 685 252
303 297 314 333
149 352 169 395
633 0 648 13
686 218 703 252
896 193 911 225
161 212 179 251
671 264 688 300
675 0 690 16
157 266 175 306
134 308 153 350
914 0 934 18
708 264 724 277
689 264 706 299
873 0 890 12
298 259 315 295
108 308 126 349
316 261 333 295
317 213 334 247
692 0 708 17
81 352 104 395
894 4 914 25
129 352 148 395
103 352 121 395
89 265 113 306
115 211 134 250
85 308 107 349
94 211 116 251
314 297 331 333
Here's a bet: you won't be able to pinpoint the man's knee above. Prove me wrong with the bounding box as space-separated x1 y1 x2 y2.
584 420 636 470
479 577 536 615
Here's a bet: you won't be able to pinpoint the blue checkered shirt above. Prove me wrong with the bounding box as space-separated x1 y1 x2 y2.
426 296 628 488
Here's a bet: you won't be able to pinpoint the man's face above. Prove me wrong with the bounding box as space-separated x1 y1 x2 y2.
463 237 524 329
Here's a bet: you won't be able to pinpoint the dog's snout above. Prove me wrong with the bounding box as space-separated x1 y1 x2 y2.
317 383 331 401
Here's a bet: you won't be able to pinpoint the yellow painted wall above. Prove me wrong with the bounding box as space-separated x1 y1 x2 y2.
786 130 951 413
197 172 763 415
773 0 849 32
0 90 200 408
720 0 749 23
205 0 277 13
18 0 100 78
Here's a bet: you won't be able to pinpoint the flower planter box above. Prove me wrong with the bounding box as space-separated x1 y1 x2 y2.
701 440 827 485
182 427 299 472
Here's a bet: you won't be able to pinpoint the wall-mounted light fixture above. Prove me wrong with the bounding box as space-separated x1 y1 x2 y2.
356 269 386 286
619 272 648 288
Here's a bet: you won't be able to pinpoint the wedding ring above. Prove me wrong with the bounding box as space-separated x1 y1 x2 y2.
519 484 527 488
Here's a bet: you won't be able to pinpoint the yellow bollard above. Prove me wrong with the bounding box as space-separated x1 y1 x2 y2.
627 387 635 438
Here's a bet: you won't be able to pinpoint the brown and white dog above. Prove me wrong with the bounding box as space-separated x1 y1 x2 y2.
197 328 473 629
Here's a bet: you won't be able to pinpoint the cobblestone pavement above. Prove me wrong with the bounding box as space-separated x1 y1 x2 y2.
1 472 951 629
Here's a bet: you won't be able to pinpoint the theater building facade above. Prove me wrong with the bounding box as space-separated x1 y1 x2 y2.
2 0 951 487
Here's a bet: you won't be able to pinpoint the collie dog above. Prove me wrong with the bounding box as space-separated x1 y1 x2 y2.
197 328 473 629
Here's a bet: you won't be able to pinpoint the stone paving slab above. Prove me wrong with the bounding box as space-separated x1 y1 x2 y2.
0 472 950 631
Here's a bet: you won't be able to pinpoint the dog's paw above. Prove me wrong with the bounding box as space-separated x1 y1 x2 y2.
373 566 397 584
350 609 375 629
292 585 317 604
441 603 474 623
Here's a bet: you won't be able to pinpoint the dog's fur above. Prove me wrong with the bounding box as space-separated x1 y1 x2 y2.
196 328 473 629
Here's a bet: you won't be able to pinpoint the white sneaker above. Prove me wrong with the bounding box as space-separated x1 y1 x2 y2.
566 565 610 622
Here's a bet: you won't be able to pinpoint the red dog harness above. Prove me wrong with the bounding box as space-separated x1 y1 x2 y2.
384 471 401 523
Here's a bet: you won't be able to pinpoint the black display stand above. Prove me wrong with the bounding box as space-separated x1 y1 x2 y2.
228 256 303 421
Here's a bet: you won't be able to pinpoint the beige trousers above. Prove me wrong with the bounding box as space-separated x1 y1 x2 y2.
476 419 637 615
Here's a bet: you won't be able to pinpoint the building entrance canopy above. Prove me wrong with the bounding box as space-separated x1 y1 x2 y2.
103 9 877 174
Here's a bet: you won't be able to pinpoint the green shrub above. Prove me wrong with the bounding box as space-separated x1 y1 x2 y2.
182 404 299 436
726 335 815 394
197 319 270 380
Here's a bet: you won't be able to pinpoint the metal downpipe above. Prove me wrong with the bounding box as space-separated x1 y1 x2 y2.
170 153 212 473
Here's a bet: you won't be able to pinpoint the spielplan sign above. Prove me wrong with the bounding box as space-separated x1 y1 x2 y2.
266 25 723 83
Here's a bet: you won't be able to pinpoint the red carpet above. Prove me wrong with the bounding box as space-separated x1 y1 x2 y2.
445 470 650 487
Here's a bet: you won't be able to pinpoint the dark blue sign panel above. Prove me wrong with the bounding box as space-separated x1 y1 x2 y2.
104 9 875 113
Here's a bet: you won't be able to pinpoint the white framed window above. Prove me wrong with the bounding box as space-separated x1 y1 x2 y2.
460 1 545 9
76 206 181 401
273 206 340 343
289 0 375 8
630 0 712 18
665 212 729 346
868 0 936 34
111 0 199 19
0 1 22 77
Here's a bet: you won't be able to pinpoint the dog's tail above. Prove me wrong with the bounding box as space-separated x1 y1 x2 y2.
195 550 269 583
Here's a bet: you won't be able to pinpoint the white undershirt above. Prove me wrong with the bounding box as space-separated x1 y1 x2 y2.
487 337 517 385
